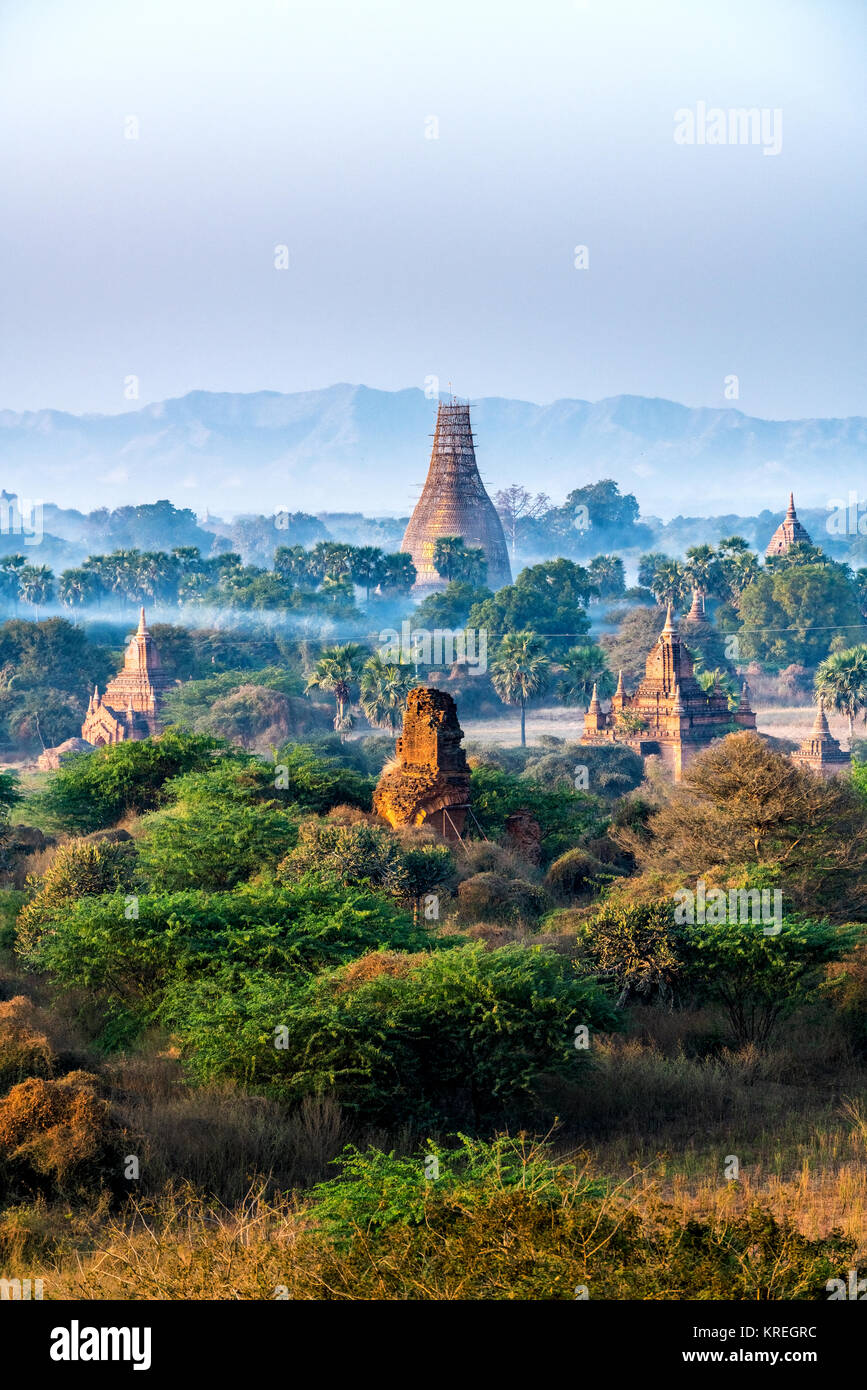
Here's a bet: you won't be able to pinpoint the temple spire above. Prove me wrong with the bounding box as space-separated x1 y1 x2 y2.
588 682 601 714
614 668 624 698
812 697 831 737
787 491 796 518
137 606 148 635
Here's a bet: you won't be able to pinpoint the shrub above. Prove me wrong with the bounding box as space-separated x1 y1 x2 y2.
137 801 298 891
16 838 138 955
0 997 54 1092
545 848 607 899
33 728 225 833
0 1072 121 1196
167 943 620 1126
24 883 429 1029
457 872 548 924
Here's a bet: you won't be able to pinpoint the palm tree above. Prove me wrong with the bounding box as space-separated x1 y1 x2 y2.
683 544 719 601
359 654 415 730
58 568 99 609
350 547 387 603
649 558 688 609
305 642 367 735
380 552 417 596
17 564 54 619
432 536 467 584
815 646 867 738
587 555 626 600
557 644 614 707
490 631 551 746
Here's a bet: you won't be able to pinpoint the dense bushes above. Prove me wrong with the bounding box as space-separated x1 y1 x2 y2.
166 943 619 1124
21 883 430 1025
34 728 226 833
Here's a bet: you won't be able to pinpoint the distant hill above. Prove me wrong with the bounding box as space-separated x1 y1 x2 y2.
1 385 865 519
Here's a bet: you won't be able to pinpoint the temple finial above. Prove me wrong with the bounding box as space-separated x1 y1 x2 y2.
137 606 147 635
662 602 676 634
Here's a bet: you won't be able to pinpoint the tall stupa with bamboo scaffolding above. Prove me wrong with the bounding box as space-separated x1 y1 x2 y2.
401 396 511 593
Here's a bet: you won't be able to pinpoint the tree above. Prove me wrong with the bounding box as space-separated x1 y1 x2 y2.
587 554 626 600
305 643 367 734
815 646 867 737
648 558 688 608
494 485 551 559
738 564 864 667
490 632 551 746
468 560 594 658
433 537 468 584
350 547 387 603
17 565 54 618
557 643 614 708
612 732 867 922
359 654 415 731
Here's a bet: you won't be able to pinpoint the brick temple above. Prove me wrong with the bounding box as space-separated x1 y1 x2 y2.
766 492 812 558
791 699 851 777
581 604 756 780
374 686 471 839
81 608 174 746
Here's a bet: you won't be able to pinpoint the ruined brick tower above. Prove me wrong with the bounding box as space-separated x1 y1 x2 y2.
401 400 511 592
373 686 471 840
81 608 174 746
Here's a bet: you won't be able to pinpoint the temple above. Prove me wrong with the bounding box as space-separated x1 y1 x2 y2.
791 699 851 777
581 604 756 780
81 608 174 746
766 492 812 558
401 399 511 592
373 686 471 840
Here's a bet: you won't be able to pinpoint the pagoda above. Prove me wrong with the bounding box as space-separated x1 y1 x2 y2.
791 700 851 778
581 605 756 780
766 492 812 558
401 400 511 592
81 608 174 746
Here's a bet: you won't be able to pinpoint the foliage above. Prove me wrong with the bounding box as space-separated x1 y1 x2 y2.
16 838 139 955
614 733 867 922
167 943 619 1125
23 883 427 1026
137 801 298 891
470 763 606 865
32 728 226 833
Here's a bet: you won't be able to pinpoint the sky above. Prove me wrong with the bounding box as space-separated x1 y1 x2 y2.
0 0 865 422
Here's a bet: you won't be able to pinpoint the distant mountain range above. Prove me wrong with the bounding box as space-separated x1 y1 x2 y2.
1 385 865 519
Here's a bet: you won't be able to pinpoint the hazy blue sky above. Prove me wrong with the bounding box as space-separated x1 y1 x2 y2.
1 0 865 420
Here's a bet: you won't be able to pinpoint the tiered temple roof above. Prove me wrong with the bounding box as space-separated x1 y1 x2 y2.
81 608 174 746
401 400 511 592
582 604 756 779
791 699 851 777
766 492 812 558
